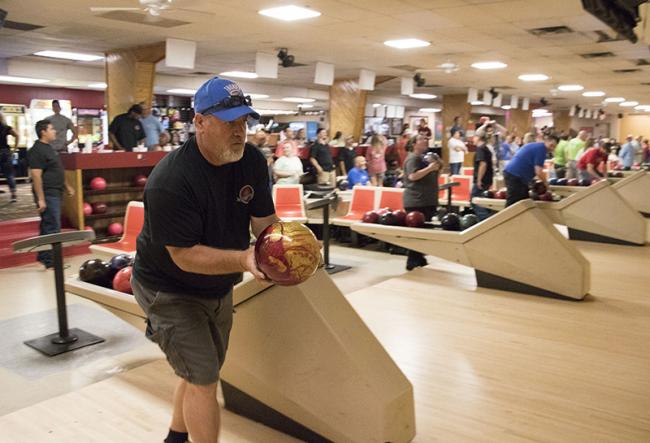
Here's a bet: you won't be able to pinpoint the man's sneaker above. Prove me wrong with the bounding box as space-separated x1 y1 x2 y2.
10 193 17 203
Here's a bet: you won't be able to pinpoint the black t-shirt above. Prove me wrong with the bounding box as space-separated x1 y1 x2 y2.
27 141 65 195
473 144 493 189
133 138 275 297
0 124 12 150
402 153 438 207
310 142 334 171
337 147 356 172
109 113 145 151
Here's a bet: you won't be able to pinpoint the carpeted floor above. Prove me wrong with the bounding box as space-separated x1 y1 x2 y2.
0 183 39 222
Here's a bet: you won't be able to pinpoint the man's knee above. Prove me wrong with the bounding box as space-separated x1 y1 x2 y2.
185 381 217 396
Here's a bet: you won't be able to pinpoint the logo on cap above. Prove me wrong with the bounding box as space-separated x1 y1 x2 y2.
225 83 242 97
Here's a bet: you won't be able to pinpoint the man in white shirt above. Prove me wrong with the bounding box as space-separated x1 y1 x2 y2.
447 130 468 175
273 142 304 184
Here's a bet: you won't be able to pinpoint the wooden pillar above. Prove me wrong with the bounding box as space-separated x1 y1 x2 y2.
441 94 471 165
329 80 367 141
105 42 166 121
553 110 571 134
507 109 533 137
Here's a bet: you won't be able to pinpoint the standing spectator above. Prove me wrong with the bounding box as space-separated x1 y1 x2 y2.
252 129 273 188
417 118 432 138
578 143 610 181
140 105 165 151
512 135 522 153
296 128 306 144
393 133 409 167
402 134 441 270
0 112 18 202
553 134 569 178
449 116 463 138
565 130 588 179
27 120 74 268
366 134 387 186
276 127 298 157
448 130 467 175
273 143 303 184
503 135 558 207
46 100 77 153
330 130 344 147
619 135 635 170
337 136 356 176
470 135 495 221
309 128 335 186
642 139 650 163
633 135 643 164
347 156 370 187
109 104 146 151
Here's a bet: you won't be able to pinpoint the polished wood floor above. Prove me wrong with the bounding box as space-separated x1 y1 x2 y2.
0 235 649 442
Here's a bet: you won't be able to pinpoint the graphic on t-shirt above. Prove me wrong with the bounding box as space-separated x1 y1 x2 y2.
237 185 254 204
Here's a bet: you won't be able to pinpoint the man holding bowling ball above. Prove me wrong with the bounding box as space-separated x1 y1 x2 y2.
131 77 279 443
402 134 441 270
503 134 558 207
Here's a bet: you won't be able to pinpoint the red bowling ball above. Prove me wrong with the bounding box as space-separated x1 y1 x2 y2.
376 207 391 216
567 178 579 186
92 202 107 214
362 211 379 224
539 191 553 201
392 210 407 226
405 211 425 228
494 190 507 200
83 202 92 216
133 174 148 187
107 222 123 236
90 177 107 190
112 266 133 294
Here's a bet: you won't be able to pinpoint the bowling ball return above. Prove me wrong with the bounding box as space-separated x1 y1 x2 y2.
608 170 650 217
65 269 415 442
12 230 104 356
353 200 590 300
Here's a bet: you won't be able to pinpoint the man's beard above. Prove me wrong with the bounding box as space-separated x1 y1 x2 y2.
218 142 245 164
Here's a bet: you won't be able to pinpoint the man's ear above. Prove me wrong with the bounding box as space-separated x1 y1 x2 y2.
194 113 203 132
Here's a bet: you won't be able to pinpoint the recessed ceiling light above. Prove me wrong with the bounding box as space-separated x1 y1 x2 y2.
297 104 313 108
248 93 269 99
604 97 625 103
167 88 197 95
634 105 650 111
34 50 104 62
384 38 431 49
258 5 321 21
410 93 437 99
501 105 512 110
558 84 584 91
88 82 107 89
582 91 605 97
372 103 382 108
220 71 258 79
518 74 549 81
282 97 316 103
0 75 49 84
471 61 507 70
419 107 441 112
471 101 484 105
256 109 298 116
620 101 639 107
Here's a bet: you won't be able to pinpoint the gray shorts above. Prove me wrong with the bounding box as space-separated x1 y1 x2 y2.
131 276 233 385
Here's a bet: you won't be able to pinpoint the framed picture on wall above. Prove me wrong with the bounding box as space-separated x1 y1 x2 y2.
389 118 403 136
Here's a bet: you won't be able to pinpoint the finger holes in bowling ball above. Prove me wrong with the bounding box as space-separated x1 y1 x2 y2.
79 258 113 288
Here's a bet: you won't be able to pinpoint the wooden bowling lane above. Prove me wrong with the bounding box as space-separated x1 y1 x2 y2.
343 242 650 442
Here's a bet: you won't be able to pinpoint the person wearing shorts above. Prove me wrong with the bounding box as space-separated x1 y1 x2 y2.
132 76 278 443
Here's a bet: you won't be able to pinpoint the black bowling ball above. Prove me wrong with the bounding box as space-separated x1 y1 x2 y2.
337 180 349 191
79 259 113 288
109 254 134 277
482 190 495 198
379 213 397 226
441 213 461 231
459 214 480 230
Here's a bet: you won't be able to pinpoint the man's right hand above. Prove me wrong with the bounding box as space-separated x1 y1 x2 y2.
37 199 47 213
240 246 268 282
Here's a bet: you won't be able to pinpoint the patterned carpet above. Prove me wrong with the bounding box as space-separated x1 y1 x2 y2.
0 182 39 222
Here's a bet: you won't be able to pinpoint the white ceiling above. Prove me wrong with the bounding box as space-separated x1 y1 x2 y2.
1 0 650 112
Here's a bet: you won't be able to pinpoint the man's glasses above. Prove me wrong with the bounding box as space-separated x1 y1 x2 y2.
199 95 252 115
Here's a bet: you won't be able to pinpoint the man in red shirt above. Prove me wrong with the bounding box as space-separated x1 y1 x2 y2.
577 142 610 181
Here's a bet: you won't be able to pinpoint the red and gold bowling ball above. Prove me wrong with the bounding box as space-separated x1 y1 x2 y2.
405 211 425 228
112 266 133 294
90 177 107 190
362 211 379 224
254 222 321 286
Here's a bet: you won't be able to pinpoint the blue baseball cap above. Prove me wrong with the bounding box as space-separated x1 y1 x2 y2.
193 77 260 122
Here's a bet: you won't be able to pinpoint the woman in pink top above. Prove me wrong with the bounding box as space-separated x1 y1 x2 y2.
366 134 387 186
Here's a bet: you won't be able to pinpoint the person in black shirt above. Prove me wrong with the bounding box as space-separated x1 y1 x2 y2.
132 77 278 443
337 135 356 176
108 104 146 151
27 120 74 268
471 135 495 220
309 128 335 185
0 112 19 202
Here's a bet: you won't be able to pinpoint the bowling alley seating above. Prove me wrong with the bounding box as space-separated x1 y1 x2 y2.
65 270 416 442
331 185 380 227
448 175 472 207
377 187 405 211
89 201 144 260
353 199 590 300
462 166 474 176
438 174 449 201
272 184 308 223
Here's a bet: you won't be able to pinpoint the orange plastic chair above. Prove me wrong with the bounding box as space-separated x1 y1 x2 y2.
273 184 307 222
378 188 404 211
462 167 474 176
89 201 144 258
332 186 379 226
448 175 472 204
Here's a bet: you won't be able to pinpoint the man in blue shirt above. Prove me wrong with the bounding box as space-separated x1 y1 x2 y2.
347 156 370 186
503 134 558 207
618 135 635 170
140 106 166 150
